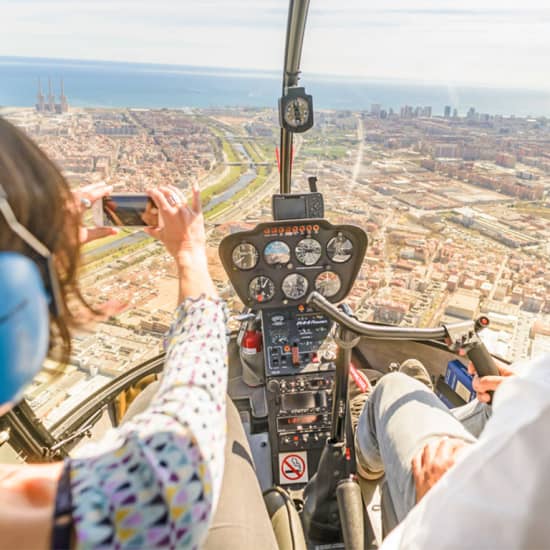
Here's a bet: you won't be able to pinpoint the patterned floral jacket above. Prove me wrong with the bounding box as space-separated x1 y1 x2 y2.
68 297 227 549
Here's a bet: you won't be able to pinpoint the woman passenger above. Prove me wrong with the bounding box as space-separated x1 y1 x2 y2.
0 116 227 549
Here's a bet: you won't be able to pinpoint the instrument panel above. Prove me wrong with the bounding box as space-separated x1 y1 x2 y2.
219 219 368 309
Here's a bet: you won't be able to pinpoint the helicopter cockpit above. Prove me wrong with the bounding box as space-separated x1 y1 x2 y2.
205 3 500 545
219 201 367 487
2 0 547 548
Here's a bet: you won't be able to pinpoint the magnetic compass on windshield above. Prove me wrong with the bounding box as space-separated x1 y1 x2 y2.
249 276 275 303
278 87 314 133
284 97 309 127
295 237 322 266
232 243 259 270
327 233 354 263
282 273 308 300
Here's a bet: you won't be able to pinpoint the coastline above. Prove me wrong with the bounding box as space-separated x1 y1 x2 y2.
1 56 550 117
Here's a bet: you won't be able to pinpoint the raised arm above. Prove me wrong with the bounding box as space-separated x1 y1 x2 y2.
70 185 227 549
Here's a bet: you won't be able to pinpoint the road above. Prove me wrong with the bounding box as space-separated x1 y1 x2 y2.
489 253 509 300
208 166 278 224
350 116 364 189
208 134 303 224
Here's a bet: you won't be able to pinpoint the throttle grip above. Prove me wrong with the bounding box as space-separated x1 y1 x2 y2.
466 341 499 404
466 341 499 378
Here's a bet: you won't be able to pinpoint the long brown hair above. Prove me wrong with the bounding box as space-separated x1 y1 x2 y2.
0 116 91 362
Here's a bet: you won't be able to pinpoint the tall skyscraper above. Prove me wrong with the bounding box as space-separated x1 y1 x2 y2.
35 78 45 113
370 104 382 116
444 105 451 118
400 105 413 118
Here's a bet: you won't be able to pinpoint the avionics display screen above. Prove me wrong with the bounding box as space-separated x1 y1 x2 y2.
274 196 307 220
277 415 323 429
281 392 317 410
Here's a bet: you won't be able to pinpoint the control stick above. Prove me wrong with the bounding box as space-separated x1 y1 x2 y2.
306 292 500 390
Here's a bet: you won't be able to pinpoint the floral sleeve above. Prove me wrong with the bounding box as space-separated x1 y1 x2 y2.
68 296 228 549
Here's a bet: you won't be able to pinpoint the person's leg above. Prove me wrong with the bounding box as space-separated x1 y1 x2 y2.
397 358 491 438
355 372 477 522
202 398 278 550
451 399 491 438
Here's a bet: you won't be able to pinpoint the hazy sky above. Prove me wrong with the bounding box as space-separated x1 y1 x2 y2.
1 0 549 89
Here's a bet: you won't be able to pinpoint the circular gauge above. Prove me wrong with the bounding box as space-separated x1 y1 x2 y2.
284 97 310 128
327 233 353 263
282 273 309 301
315 271 342 298
248 276 275 303
295 237 322 266
264 240 291 265
232 243 259 270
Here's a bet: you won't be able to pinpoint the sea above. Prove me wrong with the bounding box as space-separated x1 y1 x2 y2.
1 56 550 118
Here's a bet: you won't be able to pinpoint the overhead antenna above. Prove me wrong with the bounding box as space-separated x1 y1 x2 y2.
279 0 311 194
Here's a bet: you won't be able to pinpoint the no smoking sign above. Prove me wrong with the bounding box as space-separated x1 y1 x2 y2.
279 451 309 485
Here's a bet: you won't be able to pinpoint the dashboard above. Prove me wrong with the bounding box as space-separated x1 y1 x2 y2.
219 219 368 309
220 217 367 487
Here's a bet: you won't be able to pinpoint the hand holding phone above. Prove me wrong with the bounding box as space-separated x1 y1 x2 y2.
92 194 160 227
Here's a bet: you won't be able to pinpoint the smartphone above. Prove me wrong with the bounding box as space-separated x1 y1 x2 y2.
92 193 159 227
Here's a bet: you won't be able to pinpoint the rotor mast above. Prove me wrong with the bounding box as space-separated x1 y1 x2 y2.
280 0 311 194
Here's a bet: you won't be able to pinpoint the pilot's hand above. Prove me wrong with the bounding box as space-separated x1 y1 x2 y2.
412 437 470 503
71 182 118 243
468 360 514 404
146 184 216 300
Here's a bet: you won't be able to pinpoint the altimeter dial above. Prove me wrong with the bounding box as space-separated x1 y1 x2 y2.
282 273 309 300
327 233 353 263
295 237 322 266
232 243 259 270
315 271 341 298
248 276 275 303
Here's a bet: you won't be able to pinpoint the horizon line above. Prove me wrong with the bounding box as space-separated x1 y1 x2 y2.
2 54 550 94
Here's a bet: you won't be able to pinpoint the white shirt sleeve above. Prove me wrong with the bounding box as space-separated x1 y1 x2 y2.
382 353 550 550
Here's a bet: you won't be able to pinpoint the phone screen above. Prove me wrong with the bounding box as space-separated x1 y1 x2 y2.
102 194 158 226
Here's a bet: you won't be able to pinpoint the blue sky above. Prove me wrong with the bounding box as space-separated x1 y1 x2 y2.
0 0 549 89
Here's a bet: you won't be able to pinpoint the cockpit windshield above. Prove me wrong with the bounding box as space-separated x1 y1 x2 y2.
1 0 549 432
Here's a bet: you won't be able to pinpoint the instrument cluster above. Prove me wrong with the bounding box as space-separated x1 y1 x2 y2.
219 219 367 309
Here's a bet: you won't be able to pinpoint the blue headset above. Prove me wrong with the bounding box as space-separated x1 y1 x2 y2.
0 253 50 406
0 183 59 409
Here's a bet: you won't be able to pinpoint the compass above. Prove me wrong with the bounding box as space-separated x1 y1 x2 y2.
279 87 314 133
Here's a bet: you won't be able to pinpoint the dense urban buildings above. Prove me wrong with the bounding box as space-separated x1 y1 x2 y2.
1 102 549 425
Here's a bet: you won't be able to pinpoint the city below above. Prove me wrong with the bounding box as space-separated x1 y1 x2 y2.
1 92 549 428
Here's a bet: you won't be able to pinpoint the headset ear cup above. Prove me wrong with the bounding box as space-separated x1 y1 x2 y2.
0 252 50 408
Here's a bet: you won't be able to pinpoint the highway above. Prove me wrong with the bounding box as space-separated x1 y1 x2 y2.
489 253 509 301
350 115 364 189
